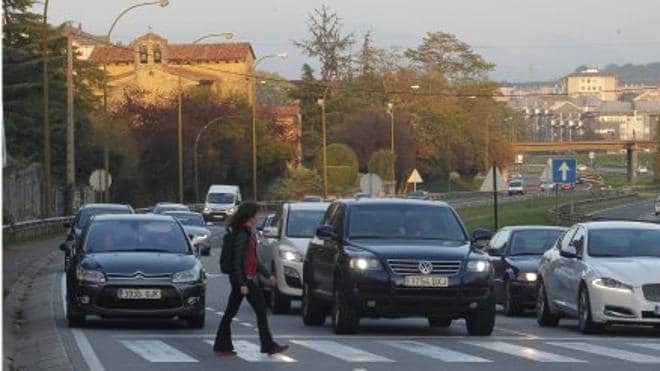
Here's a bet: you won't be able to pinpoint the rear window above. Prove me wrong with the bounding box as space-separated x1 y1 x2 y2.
348 204 466 241
509 229 565 255
76 207 131 229
286 209 326 238
207 193 235 204
84 220 191 254
509 181 522 187
171 214 204 226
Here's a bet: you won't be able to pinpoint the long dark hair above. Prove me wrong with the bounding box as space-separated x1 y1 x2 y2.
229 202 259 230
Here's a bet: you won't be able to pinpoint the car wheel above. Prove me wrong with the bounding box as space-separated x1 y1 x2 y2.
428 317 452 327
302 281 326 326
503 280 522 316
187 311 205 329
578 286 604 334
332 287 359 335
270 285 291 314
536 281 560 327
66 298 86 327
466 291 495 336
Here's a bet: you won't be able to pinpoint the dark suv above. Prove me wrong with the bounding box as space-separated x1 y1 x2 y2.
301 199 495 335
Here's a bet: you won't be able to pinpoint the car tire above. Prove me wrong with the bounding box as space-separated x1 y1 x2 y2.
536 281 560 327
466 292 495 336
503 280 522 316
332 287 359 335
66 298 86 327
270 267 291 314
578 285 604 334
302 281 326 326
428 317 452 327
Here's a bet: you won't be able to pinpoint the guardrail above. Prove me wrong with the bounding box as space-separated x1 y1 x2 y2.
2 216 73 245
547 191 637 226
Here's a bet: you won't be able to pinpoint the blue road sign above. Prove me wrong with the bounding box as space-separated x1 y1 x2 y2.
552 159 576 184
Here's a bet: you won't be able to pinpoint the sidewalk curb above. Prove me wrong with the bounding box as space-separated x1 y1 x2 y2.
3 250 71 371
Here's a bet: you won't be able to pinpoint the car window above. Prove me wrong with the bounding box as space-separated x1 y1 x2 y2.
321 203 338 226
588 228 660 258
207 193 235 204
331 204 345 236
75 208 131 229
570 227 586 256
509 229 565 255
84 220 191 254
347 204 466 241
172 214 204 226
492 230 510 250
558 227 578 252
286 209 327 238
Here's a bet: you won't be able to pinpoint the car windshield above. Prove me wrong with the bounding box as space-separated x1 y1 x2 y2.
509 229 565 255
207 193 235 204
589 228 660 258
171 214 204 226
76 208 130 229
84 220 190 254
348 204 466 241
509 181 522 187
286 209 326 238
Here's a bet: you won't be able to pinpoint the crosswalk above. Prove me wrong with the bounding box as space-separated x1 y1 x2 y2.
114 338 660 365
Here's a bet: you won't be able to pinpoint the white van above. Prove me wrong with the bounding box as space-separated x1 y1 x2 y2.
203 185 241 221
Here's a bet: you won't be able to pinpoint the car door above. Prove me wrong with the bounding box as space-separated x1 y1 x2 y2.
307 203 337 295
488 230 510 301
543 227 577 309
553 227 583 313
560 227 587 313
318 204 344 296
259 206 284 282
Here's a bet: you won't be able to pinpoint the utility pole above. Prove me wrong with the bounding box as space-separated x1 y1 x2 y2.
66 30 76 213
387 102 396 191
178 77 183 203
318 96 328 199
251 70 258 201
492 163 499 230
42 0 51 216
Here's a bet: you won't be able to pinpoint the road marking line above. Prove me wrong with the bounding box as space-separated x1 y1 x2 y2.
205 307 215 312
240 322 254 327
381 340 490 362
62 273 107 371
204 340 296 362
466 341 585 363
292 340 394 362
72 329 107 371
549 342 660 363
632 343 660 351
120 340 198 363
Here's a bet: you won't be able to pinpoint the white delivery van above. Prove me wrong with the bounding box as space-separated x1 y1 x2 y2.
203 185 242 221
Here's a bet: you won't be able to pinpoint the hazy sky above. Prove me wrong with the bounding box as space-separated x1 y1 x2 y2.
46 0 660 82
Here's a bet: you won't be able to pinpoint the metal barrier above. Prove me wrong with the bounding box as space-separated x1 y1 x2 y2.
2 216 73 245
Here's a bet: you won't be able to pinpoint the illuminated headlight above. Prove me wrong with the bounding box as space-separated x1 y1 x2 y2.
196 234 209 241
279 248 303 262
592 277 633 293
349 256 382 270
203 207 210 213
76 266 106 284
518 272 538 282
172 268 201 283
467 260 490 272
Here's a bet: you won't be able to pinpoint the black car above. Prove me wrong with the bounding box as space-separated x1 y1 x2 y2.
486 226 567 316
65 214 206 328
60 203 134 269
302 198 495 335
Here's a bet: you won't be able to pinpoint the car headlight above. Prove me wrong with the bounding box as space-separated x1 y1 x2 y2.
349 256 382 270
592 277 633 293
203 207 210 213
467 260 491 272
278 248 303 263
76 266 106 284
517 272 538 282
172 268 201 283
227 207 237 215
195 234 209 241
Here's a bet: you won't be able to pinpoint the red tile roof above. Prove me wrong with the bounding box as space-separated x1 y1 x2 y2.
89 45 134 63
89 42 253 64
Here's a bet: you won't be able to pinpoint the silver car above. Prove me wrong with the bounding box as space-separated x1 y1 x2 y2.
257 202 330 313
537 221 660 333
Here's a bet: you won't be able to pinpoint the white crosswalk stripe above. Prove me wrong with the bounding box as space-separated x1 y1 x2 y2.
466 341 586 363
548 342 660 363
292 340 394 362
632 343 660 352
381 340 490 363
119 340 198 363
204 340 297 362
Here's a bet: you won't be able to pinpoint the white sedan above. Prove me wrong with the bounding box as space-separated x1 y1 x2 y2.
536 221 660 333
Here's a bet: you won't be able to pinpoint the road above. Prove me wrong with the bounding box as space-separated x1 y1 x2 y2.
591 198 660 222
50 225 660 371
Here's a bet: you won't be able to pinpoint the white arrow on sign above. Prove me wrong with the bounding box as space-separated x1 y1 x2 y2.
559 161 570 182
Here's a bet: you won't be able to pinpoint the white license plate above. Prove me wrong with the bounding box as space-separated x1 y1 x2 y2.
404 276 449 287
117 288 162 300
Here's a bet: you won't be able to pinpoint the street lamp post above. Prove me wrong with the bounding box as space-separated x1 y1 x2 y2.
318 96 328 199
42 0 51 216
193 116 229 203
386 102 395 188
251 52 287 201
102 0 169 202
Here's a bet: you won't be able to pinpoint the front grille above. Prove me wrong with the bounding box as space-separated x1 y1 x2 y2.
106 273 171 280
98 286 182 310
642 284 660 302
387 260 462 276
642 311 660 319
285 275 302 289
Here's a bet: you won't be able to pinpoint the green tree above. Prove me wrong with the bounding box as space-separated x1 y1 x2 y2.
315 143 359 193
289 64 324 166
368 150 395 181
266 167 322 200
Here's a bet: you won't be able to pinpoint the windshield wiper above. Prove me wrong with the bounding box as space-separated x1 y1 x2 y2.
127 248 170 253
511 253 542 256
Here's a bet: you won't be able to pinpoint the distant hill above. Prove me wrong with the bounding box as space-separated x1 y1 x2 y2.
575 63 660 84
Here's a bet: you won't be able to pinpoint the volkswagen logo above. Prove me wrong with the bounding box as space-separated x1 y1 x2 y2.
418 261 433 275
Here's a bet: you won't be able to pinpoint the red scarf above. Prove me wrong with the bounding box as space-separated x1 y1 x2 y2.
244 225 257 279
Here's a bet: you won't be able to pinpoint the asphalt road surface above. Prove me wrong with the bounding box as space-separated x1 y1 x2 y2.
592 198 660 222
54 226 660 371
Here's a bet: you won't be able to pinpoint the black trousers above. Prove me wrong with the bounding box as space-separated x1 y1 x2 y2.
213 278 275 352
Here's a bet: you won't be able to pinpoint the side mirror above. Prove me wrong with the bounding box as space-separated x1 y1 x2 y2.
263 226 278 238
471 228 492 243
316 225 337 241
560 244 579 259
59 242 72 253
487 247 503 257
206 221 214 226
63 222 71 229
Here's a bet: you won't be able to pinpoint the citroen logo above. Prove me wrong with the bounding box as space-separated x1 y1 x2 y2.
134 271 145 279
418 261 433 275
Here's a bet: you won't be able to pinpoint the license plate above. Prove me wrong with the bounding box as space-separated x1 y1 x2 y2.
117 288 162 300
655 305 660 316
404 276 449 287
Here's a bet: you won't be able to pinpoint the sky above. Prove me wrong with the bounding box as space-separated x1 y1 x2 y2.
45 0 660 82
